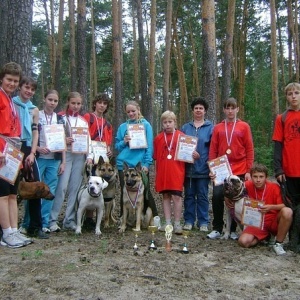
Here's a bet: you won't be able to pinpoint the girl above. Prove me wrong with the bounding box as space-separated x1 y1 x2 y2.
115 100 157 218
49 92 93 232
0 62 31 248
36 90 66 232
13 77 48 239
153 111 185 234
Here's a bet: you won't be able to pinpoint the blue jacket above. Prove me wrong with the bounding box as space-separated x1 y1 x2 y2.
181 120 213 178
115 118 153 170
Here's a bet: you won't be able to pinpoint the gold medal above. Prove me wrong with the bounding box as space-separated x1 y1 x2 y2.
226 149 231 155
167 154 172 159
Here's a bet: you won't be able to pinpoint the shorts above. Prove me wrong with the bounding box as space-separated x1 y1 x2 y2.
0 176 19 197
160 190 182 197
242 215 278 241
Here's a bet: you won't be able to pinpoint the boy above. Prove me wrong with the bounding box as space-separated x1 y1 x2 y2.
272 82 300 206
237 163 292 255
207 98 254 239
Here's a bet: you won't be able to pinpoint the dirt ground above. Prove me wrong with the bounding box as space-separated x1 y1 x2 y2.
1 176 300 300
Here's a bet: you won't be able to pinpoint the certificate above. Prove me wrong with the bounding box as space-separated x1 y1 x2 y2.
242 198 265 229
92 141 108 163
207 155 232 186
71 127 89 154
0 142 24 184
174 134 198 163
127 123 147 149
44 124 66 152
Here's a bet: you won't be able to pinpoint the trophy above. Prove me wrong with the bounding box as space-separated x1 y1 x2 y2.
133 233 139 251
182 230 190 254
148 225 158 250
153 216 161 230
165 224 173 252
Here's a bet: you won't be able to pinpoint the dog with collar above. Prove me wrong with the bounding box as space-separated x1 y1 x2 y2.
222 174 246 239
75 176 108 235
119 162 153 233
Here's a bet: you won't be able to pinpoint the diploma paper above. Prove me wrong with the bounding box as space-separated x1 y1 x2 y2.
0 142 24 184
242 198 265 229
127 123 147 149
207 155 232 186
92 141 108 163
175 134 198 163
44 124 66 152
71 127 89 154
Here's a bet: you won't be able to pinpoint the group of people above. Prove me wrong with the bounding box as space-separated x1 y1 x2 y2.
0 61 299 256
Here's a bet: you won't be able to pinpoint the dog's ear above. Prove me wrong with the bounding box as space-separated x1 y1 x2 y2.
102 178 109 189
110 156 116 166
98 156 105 166
123 161 129 171
135 162 142 172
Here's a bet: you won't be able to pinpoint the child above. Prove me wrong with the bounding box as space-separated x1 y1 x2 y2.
36 90 66 232
235 163 293 255
0 62 32 248
13 77 49 239
153 110 185 234
49 92 93 232
83 93 113 226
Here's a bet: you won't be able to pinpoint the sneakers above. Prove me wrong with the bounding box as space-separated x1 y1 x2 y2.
230 232 239 240
207 230 221 239
174 224 183 235
27 229 50 239
15 231 33 245
273 242 286 255
42 227 50 233
49 224 61 232
63 224 76 231
183 224 193 231
199 226 209 232
19 226 28 235
1 232 25 248
268 235 276 246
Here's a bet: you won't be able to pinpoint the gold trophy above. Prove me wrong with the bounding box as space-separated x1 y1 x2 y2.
182 230 190 254
148 225 158 250
165 224 173 252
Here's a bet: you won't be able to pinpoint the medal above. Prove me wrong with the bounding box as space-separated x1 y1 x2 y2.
164 130 175 161
225 119 237 156
167 154 172 159
226 149 231 155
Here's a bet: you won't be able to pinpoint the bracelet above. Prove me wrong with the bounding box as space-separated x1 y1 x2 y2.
30 151 36 156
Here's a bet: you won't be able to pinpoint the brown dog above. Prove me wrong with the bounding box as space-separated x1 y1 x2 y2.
18 181 54 200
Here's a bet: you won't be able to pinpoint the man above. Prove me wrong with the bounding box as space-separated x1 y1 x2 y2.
237 163 292 255
207 98 254 240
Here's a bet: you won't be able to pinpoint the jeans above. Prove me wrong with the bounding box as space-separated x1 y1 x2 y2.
184 177 210 227
37 158 60 228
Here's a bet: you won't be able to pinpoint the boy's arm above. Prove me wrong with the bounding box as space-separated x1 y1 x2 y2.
274 141 284 180
26 107 39 165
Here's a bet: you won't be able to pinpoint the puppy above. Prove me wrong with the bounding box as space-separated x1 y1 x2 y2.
75 176 108 235
119 162 153 233
222 175 246 239
18 181 54 200
94 156 118 228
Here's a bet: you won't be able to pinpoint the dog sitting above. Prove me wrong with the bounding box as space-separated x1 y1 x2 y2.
222 175 246 239
18 181 54 201
75 176 108 235
119 162 153 233
94 156 118 228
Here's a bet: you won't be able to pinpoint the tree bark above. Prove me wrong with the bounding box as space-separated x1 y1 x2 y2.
69 0 77 92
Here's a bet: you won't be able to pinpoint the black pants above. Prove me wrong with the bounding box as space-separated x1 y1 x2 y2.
21 143 42 232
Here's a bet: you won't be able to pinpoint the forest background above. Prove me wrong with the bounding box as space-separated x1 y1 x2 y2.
0 0 299 174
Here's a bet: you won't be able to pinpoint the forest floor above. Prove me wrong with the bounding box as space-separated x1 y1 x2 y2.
1 173 300 300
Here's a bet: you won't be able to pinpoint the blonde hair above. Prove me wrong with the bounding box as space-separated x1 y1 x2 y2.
285 82 300 95
125 100 143 120
160 110 177 123
66 91 83 111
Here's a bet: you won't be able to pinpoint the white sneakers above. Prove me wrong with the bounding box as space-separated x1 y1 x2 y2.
49 224 61 232
207 230 221 239
199 226 209 232
273 242 286 255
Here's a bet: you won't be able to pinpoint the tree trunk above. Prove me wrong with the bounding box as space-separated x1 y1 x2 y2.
287 0 293 80
132 3 139 102
202 0 217 124
163 0 173 111
69 0 77 92
77 0 87 109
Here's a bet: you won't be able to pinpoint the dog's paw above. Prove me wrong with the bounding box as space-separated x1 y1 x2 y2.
119 226 126 233
75 228 82 235
103 222 109 228
221 232 230 240
132 228 141 232
95 229 102 235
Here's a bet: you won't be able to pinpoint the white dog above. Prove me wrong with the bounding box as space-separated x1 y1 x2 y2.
222 175 246 240
76 176 108 235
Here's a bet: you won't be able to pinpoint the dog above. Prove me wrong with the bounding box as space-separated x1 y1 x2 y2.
222 175 246 239
119 162 153 233
18 181 54 201
75 176 108 235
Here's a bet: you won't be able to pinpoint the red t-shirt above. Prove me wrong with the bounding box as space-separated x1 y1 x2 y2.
0 90 21 152
209 119 254 175
153 130 185 192
272 111 300 177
